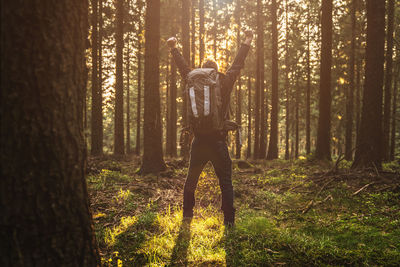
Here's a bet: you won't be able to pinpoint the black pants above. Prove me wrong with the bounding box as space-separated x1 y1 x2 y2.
183 137 235 216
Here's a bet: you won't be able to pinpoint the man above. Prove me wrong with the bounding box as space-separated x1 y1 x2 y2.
167 30 253 226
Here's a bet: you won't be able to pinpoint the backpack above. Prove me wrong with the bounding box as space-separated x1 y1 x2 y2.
186 68 224 135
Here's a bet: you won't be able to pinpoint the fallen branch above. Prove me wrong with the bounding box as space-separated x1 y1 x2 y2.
352 182 375 196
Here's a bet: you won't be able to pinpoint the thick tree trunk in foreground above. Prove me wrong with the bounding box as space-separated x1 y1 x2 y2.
315 0 333 160
1 1 100 265
267 0 279 160
140 0 166 174
382 0 395 161
352 0 385 169
191 0 196 68
114 0 125 155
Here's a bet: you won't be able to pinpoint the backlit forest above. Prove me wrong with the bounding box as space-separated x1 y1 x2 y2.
2 0 400 266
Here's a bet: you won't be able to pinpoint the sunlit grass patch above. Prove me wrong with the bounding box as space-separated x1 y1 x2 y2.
105 216 138 246
87 169 131 189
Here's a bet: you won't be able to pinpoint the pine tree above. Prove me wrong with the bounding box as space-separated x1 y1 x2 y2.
1 1 100 264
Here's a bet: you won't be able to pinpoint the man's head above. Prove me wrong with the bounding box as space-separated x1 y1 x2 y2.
202 59 219 72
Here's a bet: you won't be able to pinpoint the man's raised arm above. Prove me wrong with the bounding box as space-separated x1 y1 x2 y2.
225 30 253 88
167 37 191 79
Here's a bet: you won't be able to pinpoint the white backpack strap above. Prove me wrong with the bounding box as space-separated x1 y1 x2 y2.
204 85 210 116
189 87 198 117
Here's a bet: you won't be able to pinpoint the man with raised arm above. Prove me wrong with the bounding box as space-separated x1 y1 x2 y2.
167 30 253 226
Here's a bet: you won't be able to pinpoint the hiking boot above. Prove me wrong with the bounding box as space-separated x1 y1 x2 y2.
183 209 193 218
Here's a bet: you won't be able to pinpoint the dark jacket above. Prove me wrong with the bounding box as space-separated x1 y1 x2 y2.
171 44 250 140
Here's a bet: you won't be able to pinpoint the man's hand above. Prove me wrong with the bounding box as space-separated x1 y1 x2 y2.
244 30 253 46
167 37 177 49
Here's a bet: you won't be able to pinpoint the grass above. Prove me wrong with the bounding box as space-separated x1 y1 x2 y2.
87 157 400 266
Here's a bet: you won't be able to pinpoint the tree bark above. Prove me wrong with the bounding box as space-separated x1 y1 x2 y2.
284 0 290 160
306 3 311 155
390 66 399 161
199 0 205 66
345 0 356 160
247 76 252 159
191 0 196 68
1 1 100 265
91 0 103 156
235 0 242 159
254 0 262 159
114 0 125 155
267 0 279 160
136 0 144 155
352 0 385 169
126 32 131 154
140 0 166 173
382 0 395 161
315 0 333 160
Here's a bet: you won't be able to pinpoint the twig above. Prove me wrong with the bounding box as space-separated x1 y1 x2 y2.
302 178 335 214
352 182 375 196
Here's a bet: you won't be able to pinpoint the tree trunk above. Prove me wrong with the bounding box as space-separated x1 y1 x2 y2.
140 0 166 174
284 0 290 160
114 0 125 155
352 0 385 169
181 0 191 159
91 0 103 156
247 76 252 159
191 0 196 68
126 33 131 154
1 1 100 265
295 78 300 158
267 0 279 160
199 0 205 66
345 0 356 160
136 0 144 155
213 0 217 60
254 0 262 159
315 0 333 160
235 0 242 159
382 0 395 161
98 0 104 151
390 66 399 160
306 3 311 155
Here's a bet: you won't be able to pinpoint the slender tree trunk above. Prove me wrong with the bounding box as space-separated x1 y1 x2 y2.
295 78 300 158
213 0 217 60
355 57 361 135
170 58 178 157
390 66 399 160
284 0 290 160
136 0 143 155
235 0 242 159
306 5 311 155
247 76 252 159
114 0 125 155
259 0 267 159
267 0 279 160
345 0 356 160
315 0 333 160
140 0 166 173
181 0 191 159
352 0 385 169
191 0 196 68
98 0 104 150
383 0 395 161
199 0 205 66
91 0 103 156
1 1 101 265
254 0 263 159
126 35 131 154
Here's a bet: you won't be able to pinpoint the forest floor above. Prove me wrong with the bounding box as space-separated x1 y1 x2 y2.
87 155 400 266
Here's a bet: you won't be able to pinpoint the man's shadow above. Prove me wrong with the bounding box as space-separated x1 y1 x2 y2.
169 217 192 266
